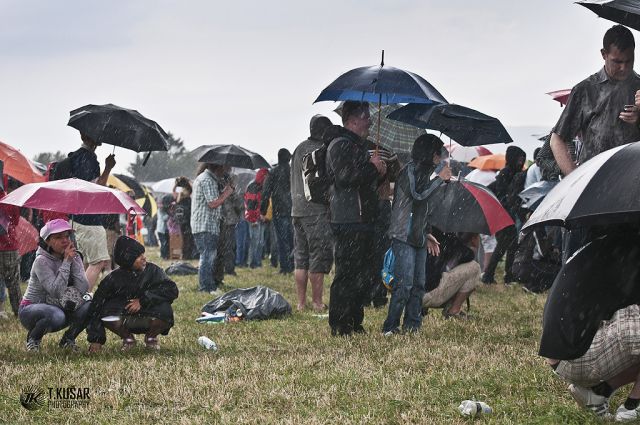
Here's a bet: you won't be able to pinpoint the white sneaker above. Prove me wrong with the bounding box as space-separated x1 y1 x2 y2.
615 404 640 422
209 289 224 297
568 384 611 418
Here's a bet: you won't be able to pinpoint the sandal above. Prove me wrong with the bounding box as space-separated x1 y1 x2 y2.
121 337 136 351
144 336 160 350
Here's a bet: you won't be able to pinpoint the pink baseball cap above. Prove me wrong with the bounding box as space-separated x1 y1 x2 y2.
40 219 74 240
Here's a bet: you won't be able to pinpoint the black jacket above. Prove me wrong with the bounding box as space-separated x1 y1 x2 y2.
324 125 379 225
260 161 292 218
425 231 475 293
86 263 179 344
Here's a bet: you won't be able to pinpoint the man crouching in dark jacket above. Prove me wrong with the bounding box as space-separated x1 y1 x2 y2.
87 236 179 352
325 101 387 336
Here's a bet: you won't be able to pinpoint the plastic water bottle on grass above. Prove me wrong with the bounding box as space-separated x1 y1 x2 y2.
458 400 492 416
197 336 218 351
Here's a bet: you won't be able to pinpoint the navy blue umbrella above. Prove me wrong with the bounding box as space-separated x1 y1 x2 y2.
387 103 513 146
314 51 447 105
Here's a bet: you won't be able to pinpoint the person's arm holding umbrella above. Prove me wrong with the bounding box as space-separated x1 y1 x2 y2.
96 154 116 186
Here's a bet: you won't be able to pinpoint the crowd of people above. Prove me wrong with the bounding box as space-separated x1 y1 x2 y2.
2 21 640 422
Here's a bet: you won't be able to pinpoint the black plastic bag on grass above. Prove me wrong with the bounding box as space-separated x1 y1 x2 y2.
202 286 291 320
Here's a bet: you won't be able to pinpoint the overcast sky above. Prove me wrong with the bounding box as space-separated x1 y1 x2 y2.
0 0 619 175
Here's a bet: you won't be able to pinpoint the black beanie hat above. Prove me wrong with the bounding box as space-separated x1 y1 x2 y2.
411 134 444 164
277 148 291 164
114 236 145 269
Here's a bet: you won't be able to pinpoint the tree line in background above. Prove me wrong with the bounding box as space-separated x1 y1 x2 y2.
32 132 198 183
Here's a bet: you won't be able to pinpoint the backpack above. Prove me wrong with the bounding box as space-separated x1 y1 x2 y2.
49 149 81 181
381 248 396 291
301 145 331 205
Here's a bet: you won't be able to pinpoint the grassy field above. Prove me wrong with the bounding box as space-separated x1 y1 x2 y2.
0 247 624 424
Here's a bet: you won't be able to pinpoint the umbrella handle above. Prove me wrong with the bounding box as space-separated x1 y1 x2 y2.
142 151 152 166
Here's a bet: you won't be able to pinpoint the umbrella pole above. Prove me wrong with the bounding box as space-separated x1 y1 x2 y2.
376 93 382 156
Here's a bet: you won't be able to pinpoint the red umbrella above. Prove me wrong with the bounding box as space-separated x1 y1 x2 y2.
0 140 46 184
16 217 38 256
429 179 514 235
547 89 571 107
0 178 146 215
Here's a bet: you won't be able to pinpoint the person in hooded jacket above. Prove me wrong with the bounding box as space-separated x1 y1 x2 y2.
382 134 451 335
86 236 179 352
482 146 526 284
260 148 294 274
325 101 387 336
19 219 91 351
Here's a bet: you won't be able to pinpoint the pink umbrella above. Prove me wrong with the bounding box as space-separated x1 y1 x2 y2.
547 89 571 107
0 178 146 215
16 217 38 256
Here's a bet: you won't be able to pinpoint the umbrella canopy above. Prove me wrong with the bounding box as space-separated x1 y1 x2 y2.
387 103 513 147
314 52 447 105
467 154 506 171
111 174 157 216
114 174 146 199
232 168 256 192
522 141 640 231
0 178 146 215
334 103 426 154
106 174 132 193
465 169 497 187
429 180 514 235
446 142 493 163
518 180 558 210
0 140 46 184
196 144 270 169
547 89 571 106
16 216 38 256
150 177 178 195
577 0 640 31
68 104 170 153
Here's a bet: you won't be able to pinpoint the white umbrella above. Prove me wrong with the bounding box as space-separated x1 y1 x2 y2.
150 177 177 194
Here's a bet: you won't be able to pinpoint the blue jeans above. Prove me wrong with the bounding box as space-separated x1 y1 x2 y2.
382 239 427 333
193 232 219 292
248 222 265 268
235 220 249 267
273 216 294 273
19 302 91 342
158 232 169 259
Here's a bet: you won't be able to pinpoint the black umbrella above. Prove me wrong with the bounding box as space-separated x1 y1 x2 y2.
113 174 146 199
577 0 640 31
387 103 513 146
522 141 640 232
195 145 270 170
68 104 170 165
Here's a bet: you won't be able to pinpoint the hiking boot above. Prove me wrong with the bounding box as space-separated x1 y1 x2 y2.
121 337 137 351
144 336 160 350
26 338 41 352
59 337 80 352
568 384 611 418
615 404 640 422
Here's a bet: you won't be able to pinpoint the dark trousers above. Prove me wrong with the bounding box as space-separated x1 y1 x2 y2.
235 220 249 267
329 226 374 335
214 224 237 281
370 200 392 307
484 225 518 282
273 216 294 273
158 232 169 259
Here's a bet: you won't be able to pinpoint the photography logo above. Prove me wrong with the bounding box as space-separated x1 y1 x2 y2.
20 386 45 411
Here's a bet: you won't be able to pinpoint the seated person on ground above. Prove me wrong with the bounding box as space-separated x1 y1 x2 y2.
540 226 640 422
87 236 179 352
422 230 481 319
18 219 91 352
511 225 562 293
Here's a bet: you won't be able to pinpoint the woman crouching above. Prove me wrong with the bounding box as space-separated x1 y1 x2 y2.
19 219 91 352
87 236 178 352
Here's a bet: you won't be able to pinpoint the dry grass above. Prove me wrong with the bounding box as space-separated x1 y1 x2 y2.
0 248 624 424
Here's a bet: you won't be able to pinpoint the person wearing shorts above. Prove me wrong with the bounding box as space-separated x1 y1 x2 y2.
290 115 334 312
540 228 640 421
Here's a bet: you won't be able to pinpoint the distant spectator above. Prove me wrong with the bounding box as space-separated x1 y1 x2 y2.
174 177 196 260
524 147 542 189
0 184 22 317
244 168 268 269
216 169 243 278
156 193 174 260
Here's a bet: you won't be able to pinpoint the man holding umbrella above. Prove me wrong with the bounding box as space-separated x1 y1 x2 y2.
324 101 387 336
68 133 116 291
